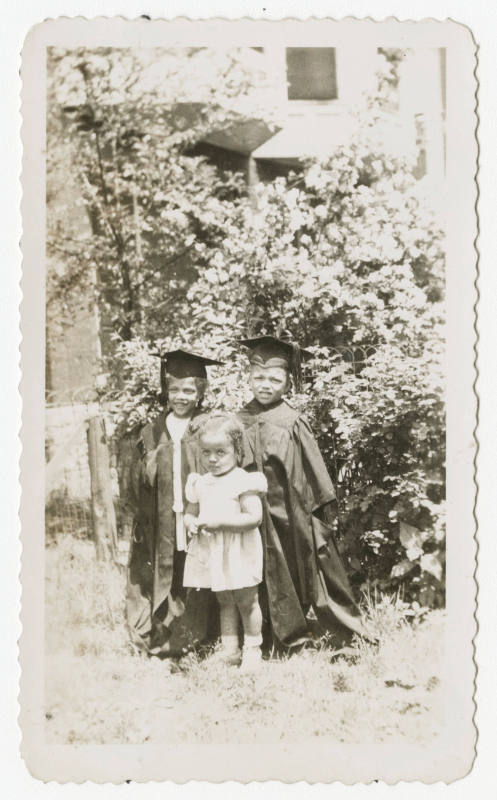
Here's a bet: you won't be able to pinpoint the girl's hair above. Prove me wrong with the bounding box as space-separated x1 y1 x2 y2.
161 375 208 407
198 411 245 465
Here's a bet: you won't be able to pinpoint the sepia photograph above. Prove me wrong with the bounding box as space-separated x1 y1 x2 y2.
19 16 477 784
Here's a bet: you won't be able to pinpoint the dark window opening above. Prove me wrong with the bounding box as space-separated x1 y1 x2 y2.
286 48 337 101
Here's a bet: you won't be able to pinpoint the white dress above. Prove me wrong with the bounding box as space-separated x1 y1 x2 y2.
183 467 267 592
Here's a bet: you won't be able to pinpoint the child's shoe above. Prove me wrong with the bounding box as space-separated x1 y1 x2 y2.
240 646 262 672
210 636 242 667
220 648 242 667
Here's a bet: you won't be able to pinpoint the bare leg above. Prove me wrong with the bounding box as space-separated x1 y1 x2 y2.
233 586 263 647
215 590 240 655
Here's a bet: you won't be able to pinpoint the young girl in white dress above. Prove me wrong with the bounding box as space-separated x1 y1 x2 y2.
183 412 267 670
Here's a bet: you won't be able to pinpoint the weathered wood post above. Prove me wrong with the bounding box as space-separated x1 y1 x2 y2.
115 434 135 546
87 414 118 562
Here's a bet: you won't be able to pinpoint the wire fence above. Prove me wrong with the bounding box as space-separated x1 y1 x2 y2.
45 399 132 564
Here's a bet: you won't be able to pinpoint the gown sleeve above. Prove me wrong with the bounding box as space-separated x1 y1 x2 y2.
125 428 148 516
293 415 336 511
143 449 159 487
137 424 163 488
126 417 165 512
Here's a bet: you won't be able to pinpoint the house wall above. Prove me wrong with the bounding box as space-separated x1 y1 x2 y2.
46 134 101 403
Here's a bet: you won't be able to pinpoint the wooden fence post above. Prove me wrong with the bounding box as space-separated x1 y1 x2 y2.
87 414 118 562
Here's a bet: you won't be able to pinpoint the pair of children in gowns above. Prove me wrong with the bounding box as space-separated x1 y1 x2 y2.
126 337 364 660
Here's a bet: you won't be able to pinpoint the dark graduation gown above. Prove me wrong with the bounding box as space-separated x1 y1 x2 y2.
237 398 364 648
125 410 218 656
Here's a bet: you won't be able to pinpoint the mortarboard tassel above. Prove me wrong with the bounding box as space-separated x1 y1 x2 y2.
291 342 303 393
159 357 167 404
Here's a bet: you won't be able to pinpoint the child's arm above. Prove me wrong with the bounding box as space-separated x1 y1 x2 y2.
184 502 200 535
198 493 263 532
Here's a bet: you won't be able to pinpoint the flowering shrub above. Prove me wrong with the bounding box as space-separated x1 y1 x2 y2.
48 47 445 605
46 47 278 341
110 134 445 607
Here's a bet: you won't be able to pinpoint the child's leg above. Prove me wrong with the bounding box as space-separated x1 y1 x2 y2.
233 586 263 647
215 590 240 654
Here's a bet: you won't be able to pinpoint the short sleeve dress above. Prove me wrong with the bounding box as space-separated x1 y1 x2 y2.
183 467 267 592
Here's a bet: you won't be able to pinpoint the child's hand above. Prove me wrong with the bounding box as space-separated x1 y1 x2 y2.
184 513 199 535
197 513 222 532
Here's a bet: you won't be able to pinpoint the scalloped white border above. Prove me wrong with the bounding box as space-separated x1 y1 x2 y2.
17 13 478 786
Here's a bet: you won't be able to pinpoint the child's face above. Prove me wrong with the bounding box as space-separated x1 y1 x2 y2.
249 365 290 406
167 376 200 417
199 430 237 476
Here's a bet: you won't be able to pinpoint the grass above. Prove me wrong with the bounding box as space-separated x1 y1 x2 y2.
45 536 445 746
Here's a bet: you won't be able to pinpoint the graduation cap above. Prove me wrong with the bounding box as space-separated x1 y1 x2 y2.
238 335 313 392
153 349 224 397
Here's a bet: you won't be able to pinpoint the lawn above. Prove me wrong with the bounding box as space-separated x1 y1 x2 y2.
45 536 444 746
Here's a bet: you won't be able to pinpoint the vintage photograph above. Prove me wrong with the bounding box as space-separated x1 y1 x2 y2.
20 17 477 783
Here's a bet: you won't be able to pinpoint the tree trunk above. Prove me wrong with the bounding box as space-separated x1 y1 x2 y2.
87 414 118 562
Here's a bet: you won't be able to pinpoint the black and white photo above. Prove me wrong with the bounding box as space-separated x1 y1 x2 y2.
19 16 477 784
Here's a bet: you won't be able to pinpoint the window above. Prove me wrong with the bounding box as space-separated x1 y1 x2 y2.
285 48 337 100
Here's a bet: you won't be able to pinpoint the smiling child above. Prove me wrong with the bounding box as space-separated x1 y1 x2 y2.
237 335 366 650
126 349 223 657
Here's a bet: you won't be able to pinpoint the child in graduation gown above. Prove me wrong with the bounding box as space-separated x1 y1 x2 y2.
125 349 222 657
236 335 366 650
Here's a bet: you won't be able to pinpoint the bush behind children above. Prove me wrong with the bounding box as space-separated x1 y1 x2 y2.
125 338 368 670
